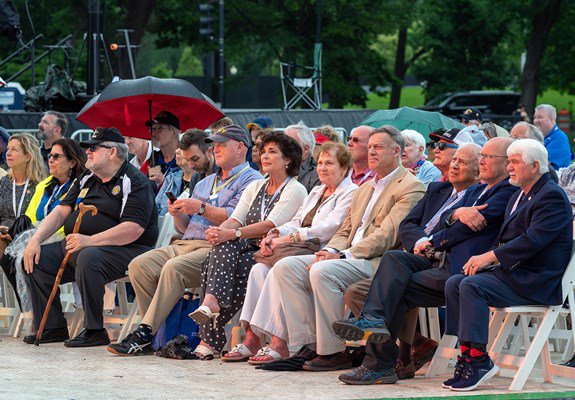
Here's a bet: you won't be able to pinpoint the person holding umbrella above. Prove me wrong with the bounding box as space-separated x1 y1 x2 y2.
146 111 181 189
22 127 158 346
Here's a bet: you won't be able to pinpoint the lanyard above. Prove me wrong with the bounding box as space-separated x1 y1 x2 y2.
353 169 373 186
12 178 30 218
211 165 250 196
260 177 291 221
43 179 72 218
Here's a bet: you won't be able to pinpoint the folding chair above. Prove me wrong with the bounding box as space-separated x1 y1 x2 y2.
280 43 322 110
427 241 575 391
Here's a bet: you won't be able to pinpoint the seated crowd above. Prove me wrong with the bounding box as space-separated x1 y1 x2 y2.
1 106 575 392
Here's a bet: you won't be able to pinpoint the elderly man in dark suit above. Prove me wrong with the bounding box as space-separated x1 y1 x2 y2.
441 138 573 392
334 138 519 384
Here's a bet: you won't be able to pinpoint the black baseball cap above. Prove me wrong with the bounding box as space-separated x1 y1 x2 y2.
205 124 250 147
457 107 482 122
80 127 125 147
145 110 181 130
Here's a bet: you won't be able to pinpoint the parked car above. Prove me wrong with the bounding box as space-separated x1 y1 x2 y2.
419 90 522 130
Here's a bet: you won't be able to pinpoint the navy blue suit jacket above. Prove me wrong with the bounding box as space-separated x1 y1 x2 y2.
493 173 573 305
431 178 519 275
399 181 454 251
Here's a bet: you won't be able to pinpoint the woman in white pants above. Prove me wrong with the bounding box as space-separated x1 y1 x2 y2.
223 142 357 363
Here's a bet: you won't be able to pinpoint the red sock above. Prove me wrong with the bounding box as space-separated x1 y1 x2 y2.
470 348 485 358
460 344 470 356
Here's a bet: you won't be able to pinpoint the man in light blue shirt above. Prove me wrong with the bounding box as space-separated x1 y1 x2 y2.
534 104 574 169
108 124 262 356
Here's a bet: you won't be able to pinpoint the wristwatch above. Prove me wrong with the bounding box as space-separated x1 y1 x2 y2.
235 228 242 239
338 251 346 259
198 202 206 216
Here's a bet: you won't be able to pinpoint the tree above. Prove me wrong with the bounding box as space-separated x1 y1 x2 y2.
412 0 519 102
151 0 396 108
518 0 562 114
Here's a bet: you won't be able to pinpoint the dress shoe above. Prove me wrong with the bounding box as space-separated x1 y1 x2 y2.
395 359 416 380
303 350 352 371
23 327 69 344
64 329 110 347
412 338 438 371
339 366 398 385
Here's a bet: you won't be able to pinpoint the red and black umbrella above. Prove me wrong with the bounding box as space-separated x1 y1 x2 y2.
76 76 224 139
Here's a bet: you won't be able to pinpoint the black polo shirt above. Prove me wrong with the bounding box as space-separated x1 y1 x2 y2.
60 160 158 247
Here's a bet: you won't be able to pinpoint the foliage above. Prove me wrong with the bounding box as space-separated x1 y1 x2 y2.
151 61 173 78
412 0 521 101
539 1 575 95
175 47 204 77
151 0 396 108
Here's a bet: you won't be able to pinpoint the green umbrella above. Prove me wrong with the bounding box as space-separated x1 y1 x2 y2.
361 107 465 141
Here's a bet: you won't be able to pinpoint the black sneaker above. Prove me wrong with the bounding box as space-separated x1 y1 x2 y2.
107 328 154 356
442 355 468 388
332 316 390 343
450 355 499 391
561 354 575 368
338 365 398 385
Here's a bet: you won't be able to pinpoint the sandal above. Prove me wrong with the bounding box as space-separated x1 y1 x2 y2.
247 346 284 365
192 344 215 361
189 305 220 327
222 344 253 362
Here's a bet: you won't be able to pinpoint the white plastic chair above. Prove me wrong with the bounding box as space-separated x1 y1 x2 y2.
427 241 575 391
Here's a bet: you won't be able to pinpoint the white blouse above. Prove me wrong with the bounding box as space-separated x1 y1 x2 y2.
230 177 308 228
276 176 357 247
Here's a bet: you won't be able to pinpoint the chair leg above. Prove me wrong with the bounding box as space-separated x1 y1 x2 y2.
425 334 458 378
428 308 441 343
509 309 560 391
489 312 518 354
117 297 140 342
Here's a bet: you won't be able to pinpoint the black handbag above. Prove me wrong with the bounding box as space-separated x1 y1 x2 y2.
8 215 33 239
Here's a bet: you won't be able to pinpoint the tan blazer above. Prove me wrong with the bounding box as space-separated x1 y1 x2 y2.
327 165 425 274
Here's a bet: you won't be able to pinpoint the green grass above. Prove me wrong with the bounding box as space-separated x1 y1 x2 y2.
349 87 575 112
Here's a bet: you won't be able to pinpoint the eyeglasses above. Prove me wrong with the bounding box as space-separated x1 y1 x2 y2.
48 153 67 160
479 153 508 160
87 144 112 152
152 125 168 133
427 142 458 151
348 136 362 143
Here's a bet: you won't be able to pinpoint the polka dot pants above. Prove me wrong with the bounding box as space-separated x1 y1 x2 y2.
199 238 257 351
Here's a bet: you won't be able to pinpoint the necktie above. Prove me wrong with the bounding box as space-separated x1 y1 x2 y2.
424 192 459 235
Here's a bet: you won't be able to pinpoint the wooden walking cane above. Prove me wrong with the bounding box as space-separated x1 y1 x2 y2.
34 203 98 346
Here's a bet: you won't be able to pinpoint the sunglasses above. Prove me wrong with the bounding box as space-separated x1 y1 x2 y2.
87 144 113 152
348 136 362 143
48 153 67 160
427 142 458 151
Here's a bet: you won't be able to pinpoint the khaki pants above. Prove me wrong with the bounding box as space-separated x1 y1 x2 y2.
272 255 372 355
128 239 212 333
344 278 419 344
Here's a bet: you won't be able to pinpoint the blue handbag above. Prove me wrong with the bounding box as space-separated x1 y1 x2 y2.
153 292 200 351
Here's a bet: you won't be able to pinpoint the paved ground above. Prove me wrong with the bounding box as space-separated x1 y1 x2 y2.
1 336 575 400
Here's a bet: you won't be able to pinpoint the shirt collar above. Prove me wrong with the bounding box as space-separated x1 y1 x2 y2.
370 166 399 189
217 161 249 180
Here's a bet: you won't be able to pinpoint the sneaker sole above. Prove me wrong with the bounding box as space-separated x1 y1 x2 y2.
332 321 366 341
106 346 153 356
339 374 398 385
332 322 391 343
450 364 500 392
